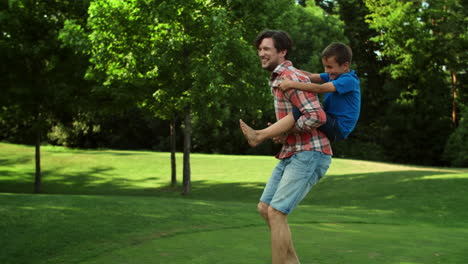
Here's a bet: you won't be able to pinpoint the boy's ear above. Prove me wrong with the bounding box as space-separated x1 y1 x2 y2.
342 61 350 70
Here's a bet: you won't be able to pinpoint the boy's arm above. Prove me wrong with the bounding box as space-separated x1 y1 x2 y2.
300 70 323 83
280 78 336 94
279 72 326 133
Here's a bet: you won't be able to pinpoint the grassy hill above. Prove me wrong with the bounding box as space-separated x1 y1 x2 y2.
1 142 467 264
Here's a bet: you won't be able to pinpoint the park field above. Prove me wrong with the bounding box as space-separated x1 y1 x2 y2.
1 142 468 264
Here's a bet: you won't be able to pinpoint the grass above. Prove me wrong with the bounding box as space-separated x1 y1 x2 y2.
1 142 468 264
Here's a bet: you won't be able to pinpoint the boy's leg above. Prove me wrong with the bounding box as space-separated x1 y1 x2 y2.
240 113 295 147
318 113 345 142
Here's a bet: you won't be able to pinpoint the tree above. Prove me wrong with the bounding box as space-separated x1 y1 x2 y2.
365 0 467 165
443 105 468 167
0 0 90 192
61 0 279 194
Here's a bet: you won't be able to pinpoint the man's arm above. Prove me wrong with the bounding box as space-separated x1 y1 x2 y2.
284 86 327 133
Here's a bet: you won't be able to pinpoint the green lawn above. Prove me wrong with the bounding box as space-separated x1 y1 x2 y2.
1 142 467 264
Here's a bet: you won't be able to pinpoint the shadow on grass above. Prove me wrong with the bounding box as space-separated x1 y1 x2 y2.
0 165 162 196
0 156 33 166
1 165 467 223
43 147 153 156
166 170 468 224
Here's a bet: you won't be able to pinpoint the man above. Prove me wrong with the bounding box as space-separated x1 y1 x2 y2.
244 30 332 264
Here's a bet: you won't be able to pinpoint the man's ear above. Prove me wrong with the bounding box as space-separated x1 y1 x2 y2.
279 49 287 59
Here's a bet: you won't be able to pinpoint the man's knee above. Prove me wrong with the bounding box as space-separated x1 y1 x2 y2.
267 206 286 222
258 202 269 218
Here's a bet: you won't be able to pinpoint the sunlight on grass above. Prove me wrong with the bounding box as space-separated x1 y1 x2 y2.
415 173 468 180
396 172 468 182
327 158 468 176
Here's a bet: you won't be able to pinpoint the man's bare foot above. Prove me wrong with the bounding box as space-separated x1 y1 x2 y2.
239 119 263 147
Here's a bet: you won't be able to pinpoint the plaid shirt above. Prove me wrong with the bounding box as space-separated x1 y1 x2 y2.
270 61 332 159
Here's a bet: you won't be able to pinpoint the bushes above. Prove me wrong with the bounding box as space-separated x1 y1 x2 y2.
443 106 468 167
46 108 170 150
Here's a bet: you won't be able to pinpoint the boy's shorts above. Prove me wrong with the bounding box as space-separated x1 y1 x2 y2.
293 107 345 142
318 113 345 142
259 151 331 214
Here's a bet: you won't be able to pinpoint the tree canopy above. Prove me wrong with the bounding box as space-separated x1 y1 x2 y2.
1 0 466 169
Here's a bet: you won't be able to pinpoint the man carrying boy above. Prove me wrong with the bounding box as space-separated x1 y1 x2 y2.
250 30 332 264
240 42 360 146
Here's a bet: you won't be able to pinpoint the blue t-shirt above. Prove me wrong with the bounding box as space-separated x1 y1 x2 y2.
320 70 361 138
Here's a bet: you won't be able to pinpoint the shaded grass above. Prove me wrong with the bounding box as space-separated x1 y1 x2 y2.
1 142 468 264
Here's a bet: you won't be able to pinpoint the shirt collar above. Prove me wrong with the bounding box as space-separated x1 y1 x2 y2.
270 60 292 89
272 60 292 77
335 69 355 80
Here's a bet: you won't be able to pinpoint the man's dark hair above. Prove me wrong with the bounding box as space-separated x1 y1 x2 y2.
321 42 353 65
254 30 293 59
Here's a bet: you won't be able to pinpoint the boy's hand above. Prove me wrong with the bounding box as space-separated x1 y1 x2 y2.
272 134 287 144
279 77 294 91
268 122 287 144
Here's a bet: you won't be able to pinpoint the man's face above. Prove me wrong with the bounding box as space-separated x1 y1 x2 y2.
257 38 286 72
322 56 349 80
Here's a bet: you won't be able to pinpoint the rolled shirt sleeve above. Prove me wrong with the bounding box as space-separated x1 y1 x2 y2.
286 88 326 132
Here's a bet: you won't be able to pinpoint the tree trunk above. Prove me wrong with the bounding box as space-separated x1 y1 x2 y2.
182 107 191 195
170 119 177 187
451 71 458 127
34 129 41 193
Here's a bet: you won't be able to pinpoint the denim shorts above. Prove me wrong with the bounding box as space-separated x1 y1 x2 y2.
293 108 345 142
260 151 331 214
318 113 345 142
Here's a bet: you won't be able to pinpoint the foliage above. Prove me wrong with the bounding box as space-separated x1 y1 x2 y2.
60 0 157 113
288 1 346 71
366 0 467 80
331 136 388 162
2 1 467 167
364 0 466 165
0 0 91 142
444 105 468 167
47 108 168 150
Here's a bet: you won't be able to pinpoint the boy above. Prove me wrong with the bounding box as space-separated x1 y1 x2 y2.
240 42 360 147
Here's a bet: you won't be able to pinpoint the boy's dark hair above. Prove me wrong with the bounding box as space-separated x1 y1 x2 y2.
254 30 293 60
321 42 352 65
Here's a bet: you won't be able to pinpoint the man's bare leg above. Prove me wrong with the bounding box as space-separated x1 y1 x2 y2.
268 207 300 264
239 113 295 147
286 224 300 264
258 202 271 228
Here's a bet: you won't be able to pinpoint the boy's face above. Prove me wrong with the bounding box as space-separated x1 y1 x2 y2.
257 38 287 72
322 56 349 80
